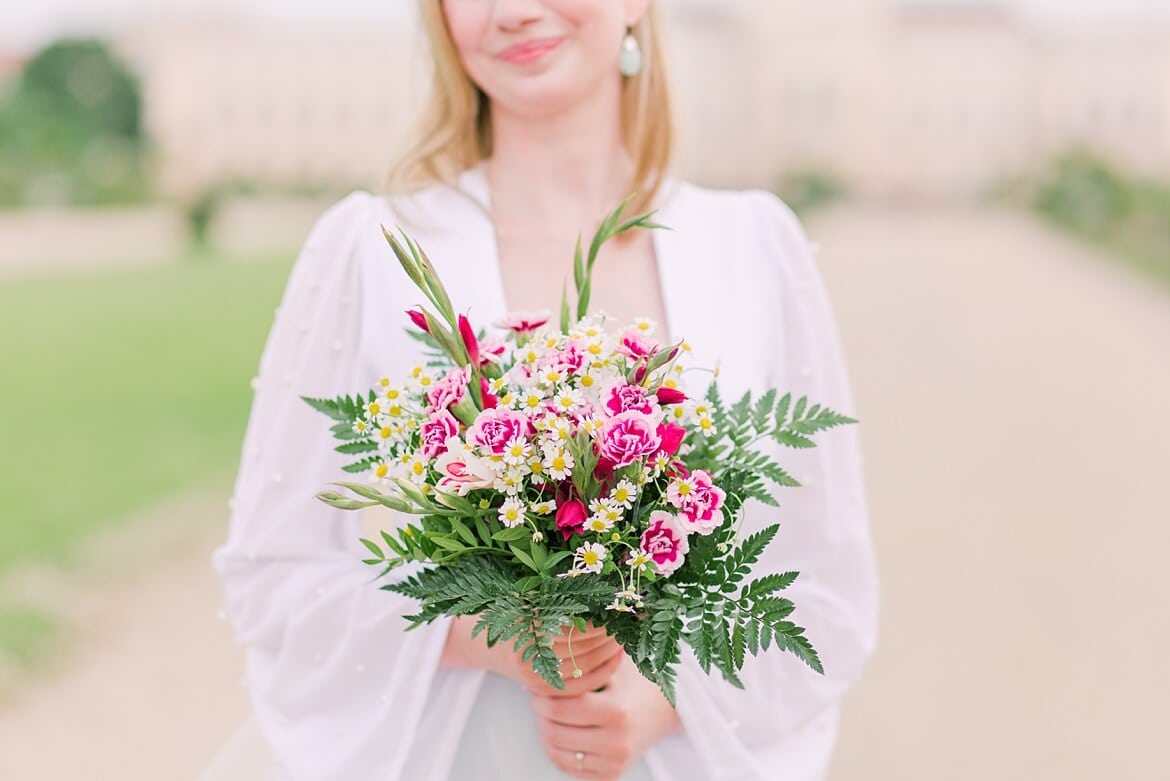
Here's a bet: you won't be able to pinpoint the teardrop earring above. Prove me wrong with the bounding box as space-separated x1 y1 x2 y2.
619 29 643 77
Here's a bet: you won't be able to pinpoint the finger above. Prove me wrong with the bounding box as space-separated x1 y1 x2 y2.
542 744 614 780
543 649 623 698
551 630 616 655
531 688 622 727
524 652 621 699
559 641 623 677
543 743 623 780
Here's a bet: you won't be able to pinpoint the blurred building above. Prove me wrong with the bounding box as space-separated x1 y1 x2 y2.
116 2 1170 200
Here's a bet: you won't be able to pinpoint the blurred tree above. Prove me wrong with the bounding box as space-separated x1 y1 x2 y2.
0 38 151 208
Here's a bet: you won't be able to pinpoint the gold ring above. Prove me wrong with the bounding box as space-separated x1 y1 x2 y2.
574 750 585 771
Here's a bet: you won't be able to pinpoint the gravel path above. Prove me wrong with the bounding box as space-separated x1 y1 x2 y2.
0 203 1166 780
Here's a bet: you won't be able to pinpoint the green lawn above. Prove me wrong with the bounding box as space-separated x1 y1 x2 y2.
0 252 295 682
0 254 294 571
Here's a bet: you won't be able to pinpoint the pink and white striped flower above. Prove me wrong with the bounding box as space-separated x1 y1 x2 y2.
494 310 552 335
639 511 690 576
597 410 662 468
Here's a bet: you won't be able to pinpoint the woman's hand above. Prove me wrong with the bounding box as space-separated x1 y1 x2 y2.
441 615 625 697
530 653 683 779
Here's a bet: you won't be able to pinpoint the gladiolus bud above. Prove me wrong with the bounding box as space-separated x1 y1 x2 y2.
480 376 499 409
458 314 480 366
407 309 430 334
655 387 687 406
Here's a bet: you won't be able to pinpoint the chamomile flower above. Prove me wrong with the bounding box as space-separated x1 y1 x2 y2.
531 500 557 515
352 418 372 436
578 415 605 436
403 452 429 485
632 317 656 335
551 389 583 415
539 366 566 386
502 438 533 466
541 446 574 481
545 416 573 442
573 542 607 575
605 588 645 614
629 550 652 572
381 385 404 403
586 514 615 534
495 466 529 495
408 366 435 391
370 459 393 484
667 476 698 505
650 451 672 475
696 415 716 435
498 497 525 528
519 389 545 412
365 399 386 421
610 480 638 508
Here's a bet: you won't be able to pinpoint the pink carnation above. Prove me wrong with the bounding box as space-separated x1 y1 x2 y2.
670 470 726 535
427 367 470 412
493 310 551 335
617 329 657 361
597 411 662 468
465 407 531 455
419 410 460 459
640 511 690 576
602 381 659 418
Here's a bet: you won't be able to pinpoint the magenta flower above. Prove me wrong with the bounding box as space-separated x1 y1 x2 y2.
458 314 480 367
426 366 470 412
465 407 531 455
617 329 657 361
479 376 499 410
602 381 658 418
419 410 460 459
407 309 430 334
671 470 727 535
639 511 690 576
656 422 686 458
556 498 587 540
655 386 687 406
597 411 662 468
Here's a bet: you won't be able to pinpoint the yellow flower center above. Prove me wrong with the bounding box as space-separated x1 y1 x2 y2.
583 551 599 566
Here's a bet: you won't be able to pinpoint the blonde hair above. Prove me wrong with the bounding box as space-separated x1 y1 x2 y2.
387 2 675 215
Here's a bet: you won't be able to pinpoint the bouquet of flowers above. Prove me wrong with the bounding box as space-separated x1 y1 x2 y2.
305 202 855 704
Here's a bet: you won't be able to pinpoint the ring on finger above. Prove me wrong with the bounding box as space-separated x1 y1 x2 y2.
574 750 585 772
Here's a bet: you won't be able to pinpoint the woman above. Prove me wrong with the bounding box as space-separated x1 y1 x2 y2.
208 1 879 779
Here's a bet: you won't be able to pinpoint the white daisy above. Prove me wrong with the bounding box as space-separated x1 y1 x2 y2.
573 542 607 574
498 498 525 528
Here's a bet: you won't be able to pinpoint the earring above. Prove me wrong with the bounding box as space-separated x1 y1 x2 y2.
619 29 643 77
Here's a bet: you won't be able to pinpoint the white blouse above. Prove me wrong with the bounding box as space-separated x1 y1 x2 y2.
212 165 879 781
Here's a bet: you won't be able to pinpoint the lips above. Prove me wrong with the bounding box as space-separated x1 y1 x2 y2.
499 37 563 65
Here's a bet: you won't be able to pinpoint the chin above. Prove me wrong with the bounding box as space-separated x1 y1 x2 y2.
488 68 617 120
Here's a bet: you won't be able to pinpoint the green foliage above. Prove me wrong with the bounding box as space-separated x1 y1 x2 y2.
567 198 666 324
776 170 847 217
385 556 613 690
1033 150 1170 292
0 37 150 208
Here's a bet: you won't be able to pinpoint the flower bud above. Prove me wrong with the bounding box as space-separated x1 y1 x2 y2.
407 309 430 334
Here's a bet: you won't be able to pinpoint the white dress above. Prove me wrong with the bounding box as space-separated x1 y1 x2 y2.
206 165 879 781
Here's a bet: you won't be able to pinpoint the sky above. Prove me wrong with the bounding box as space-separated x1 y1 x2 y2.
1 0 1167 55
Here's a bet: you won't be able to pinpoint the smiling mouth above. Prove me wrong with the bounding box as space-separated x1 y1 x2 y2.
499 37 563 65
